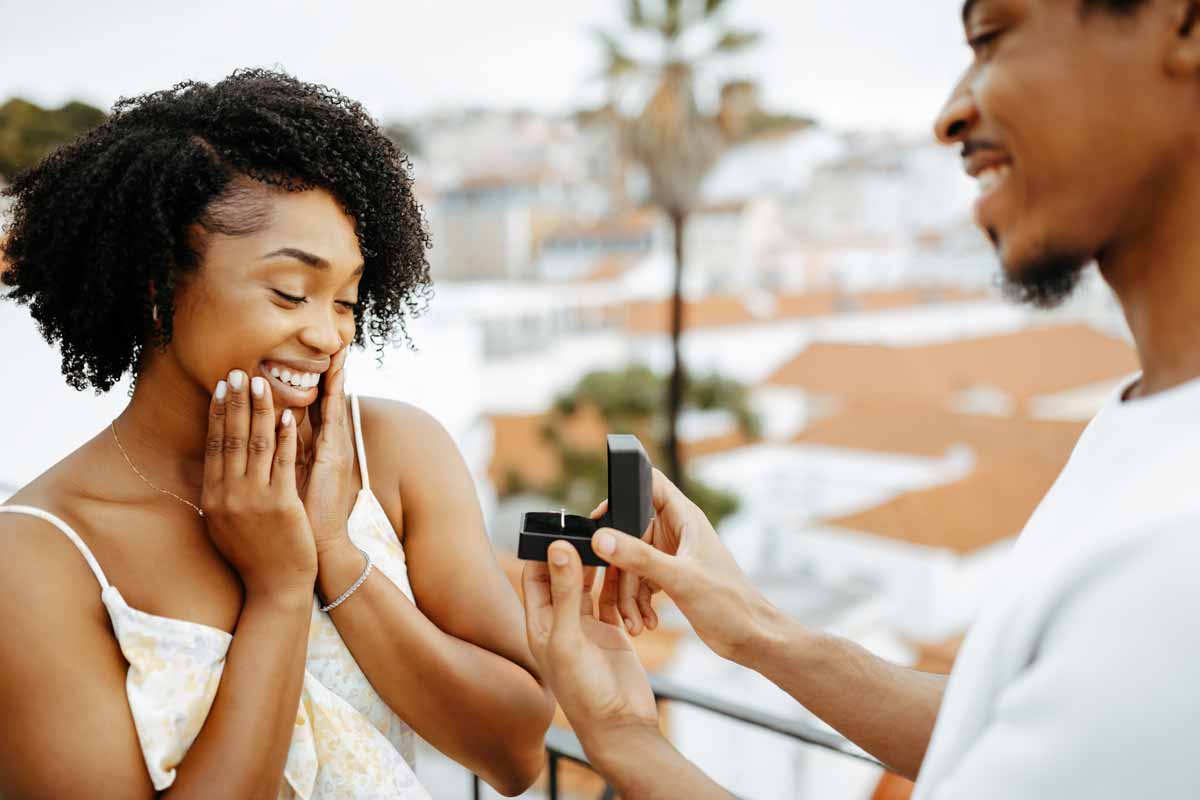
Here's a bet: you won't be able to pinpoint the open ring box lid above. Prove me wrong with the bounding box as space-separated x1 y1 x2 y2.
517 434 653 567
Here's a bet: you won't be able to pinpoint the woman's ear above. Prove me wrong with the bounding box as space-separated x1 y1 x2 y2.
147 280 159 326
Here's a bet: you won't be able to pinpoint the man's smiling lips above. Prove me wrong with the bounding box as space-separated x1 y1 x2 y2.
964 143 1015 224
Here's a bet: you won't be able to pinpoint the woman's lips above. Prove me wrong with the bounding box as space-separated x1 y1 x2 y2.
258 363 319 406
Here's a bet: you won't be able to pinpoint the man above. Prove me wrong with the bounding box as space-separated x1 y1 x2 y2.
521 1 1200 797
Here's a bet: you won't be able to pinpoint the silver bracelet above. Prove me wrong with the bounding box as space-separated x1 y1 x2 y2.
319 547 374 612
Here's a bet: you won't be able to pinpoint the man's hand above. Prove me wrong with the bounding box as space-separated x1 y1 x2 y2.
593 469 782 662
522 540 659 748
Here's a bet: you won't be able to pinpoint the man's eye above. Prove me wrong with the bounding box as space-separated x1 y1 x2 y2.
273 290 307 305
337 301 360 312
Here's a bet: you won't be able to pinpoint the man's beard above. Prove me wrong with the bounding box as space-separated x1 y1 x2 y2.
998 246 1090 309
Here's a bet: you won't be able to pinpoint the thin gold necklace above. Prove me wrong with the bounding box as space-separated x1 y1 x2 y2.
110 420 205 518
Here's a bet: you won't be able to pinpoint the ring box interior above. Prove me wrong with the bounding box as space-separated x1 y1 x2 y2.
518 434 653 567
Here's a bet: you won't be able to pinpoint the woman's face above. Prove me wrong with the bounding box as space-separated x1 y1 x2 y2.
167 186 363 420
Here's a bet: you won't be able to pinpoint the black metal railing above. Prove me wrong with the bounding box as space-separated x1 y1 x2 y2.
471 674 881 799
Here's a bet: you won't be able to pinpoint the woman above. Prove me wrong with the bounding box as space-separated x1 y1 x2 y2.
0 69 555 799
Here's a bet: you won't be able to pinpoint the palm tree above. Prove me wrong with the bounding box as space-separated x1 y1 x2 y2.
596 0 760 483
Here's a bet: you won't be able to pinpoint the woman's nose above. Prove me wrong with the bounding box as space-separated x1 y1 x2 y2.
298 307 346 356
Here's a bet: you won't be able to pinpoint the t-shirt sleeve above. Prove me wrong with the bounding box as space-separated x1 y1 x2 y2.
926 525 1200 799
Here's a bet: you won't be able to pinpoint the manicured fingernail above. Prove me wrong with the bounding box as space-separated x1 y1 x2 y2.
594 532 616 556
281 409 294 426
250 376 265 398
624 617 635 629
215 380 227 401
550 549 569 567
228 370 244 390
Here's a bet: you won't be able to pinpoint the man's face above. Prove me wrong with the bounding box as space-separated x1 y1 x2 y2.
935 0 1186 306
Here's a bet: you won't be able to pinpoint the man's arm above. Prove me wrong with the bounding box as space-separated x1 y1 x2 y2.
591 468 945 779
741 611 946 779
583 725 731 800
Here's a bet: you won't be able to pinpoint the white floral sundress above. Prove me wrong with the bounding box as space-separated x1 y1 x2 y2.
0 393 432 799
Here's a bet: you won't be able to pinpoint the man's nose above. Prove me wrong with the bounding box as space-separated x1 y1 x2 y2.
934 75 978 145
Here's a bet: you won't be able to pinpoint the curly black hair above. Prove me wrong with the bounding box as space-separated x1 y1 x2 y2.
1 68 432 395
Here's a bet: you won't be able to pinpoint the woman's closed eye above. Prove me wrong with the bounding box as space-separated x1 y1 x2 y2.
272 289 359 311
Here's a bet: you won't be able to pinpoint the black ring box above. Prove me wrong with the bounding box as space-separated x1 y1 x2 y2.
517 434 653 567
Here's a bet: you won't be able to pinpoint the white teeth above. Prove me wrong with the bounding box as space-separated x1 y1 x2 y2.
977 165 1011 194
265 364 317 390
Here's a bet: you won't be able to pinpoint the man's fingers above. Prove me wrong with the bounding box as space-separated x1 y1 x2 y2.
650 468 689 515
598 565 621 626
522 560 552 612
592 527 678 594
581 566 598 617
590 499 609 520
637 581 658 630
521 561 553 652
618 567 643 635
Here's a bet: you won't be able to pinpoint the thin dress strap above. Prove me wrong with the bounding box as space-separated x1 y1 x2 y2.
0 505 111 590
350 392 370 492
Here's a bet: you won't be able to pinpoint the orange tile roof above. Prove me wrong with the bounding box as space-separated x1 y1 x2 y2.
576 255 636 284
799 402 1086 554
769 324 1136 408
625 290 841 334
488 406 610 492
794 401 1088 460
623 288 991 336
827 456 1072 554
543 209 660 243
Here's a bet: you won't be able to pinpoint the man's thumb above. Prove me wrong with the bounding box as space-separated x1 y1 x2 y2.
593 529 675 589
547 541 585 640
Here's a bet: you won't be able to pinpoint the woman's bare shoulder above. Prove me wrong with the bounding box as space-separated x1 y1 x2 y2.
0 495 156 798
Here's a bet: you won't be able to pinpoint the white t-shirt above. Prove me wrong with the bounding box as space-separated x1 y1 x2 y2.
913 373 1200 799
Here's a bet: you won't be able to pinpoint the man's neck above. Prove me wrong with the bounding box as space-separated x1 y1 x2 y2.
1100 161 1200 400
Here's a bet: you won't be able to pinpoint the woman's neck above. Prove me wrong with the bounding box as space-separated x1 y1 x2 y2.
112 355 315 498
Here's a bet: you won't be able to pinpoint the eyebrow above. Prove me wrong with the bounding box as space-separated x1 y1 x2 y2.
261 247 365 277
962 0 983 25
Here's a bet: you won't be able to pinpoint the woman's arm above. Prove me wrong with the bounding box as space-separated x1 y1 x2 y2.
314 399 555 796
0 515 314 800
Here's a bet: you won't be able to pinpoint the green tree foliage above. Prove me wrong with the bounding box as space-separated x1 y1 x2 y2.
0 98 107 181
533 364 760 529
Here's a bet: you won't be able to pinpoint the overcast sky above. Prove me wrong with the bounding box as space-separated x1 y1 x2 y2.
0 1 970 135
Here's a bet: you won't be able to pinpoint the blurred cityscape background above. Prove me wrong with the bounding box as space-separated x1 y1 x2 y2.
0 2 1138 798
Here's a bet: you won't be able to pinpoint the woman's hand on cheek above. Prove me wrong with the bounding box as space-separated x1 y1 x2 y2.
299 345 357 555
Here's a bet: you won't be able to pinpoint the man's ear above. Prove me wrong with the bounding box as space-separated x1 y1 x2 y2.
1165 0 1200 77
